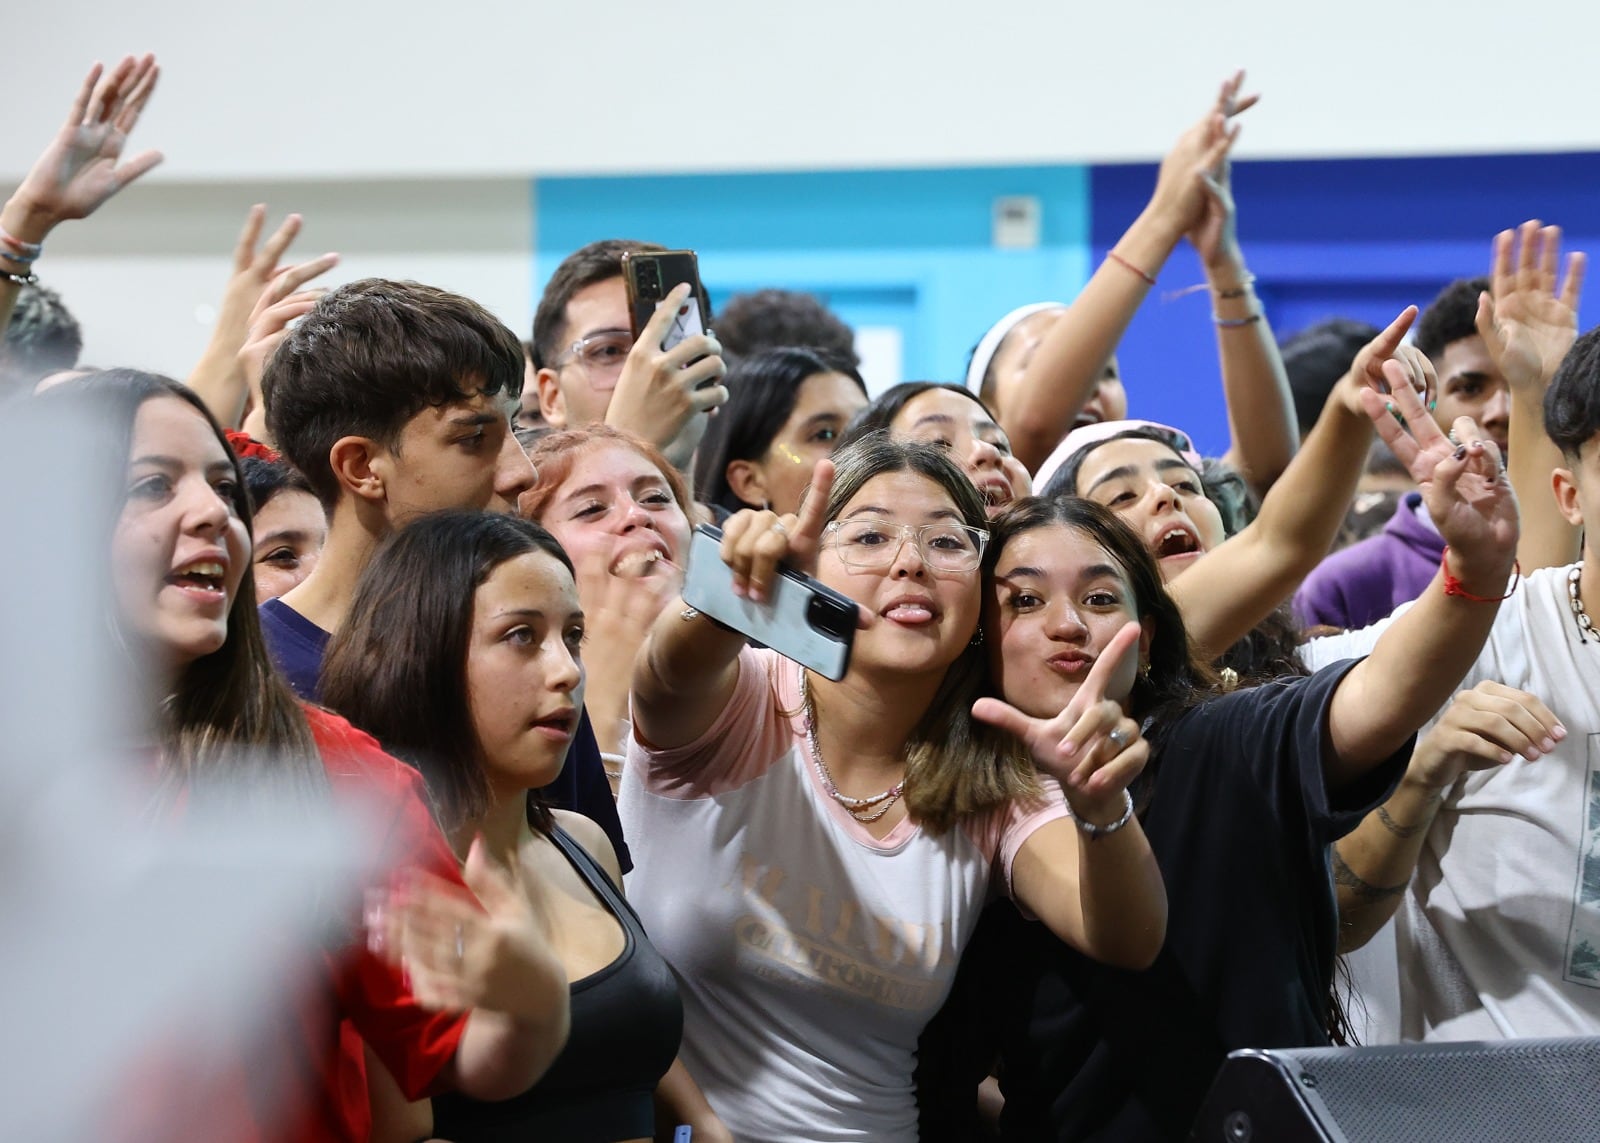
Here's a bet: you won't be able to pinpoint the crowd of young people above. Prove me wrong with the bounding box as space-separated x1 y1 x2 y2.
4 52 1595 1143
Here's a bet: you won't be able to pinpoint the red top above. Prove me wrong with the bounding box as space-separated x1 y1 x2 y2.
225 429 280 463
124 708 469 1142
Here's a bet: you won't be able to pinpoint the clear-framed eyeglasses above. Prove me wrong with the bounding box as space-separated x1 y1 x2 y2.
551 329 633 391
823 520 989 574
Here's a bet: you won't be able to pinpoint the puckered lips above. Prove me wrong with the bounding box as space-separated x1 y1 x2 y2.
1047 647 1095 678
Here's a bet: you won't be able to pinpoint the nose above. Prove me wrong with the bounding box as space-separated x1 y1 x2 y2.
1143 479 1179 514
967 436 1001 473
497 431 538 501
1481 388 1511 430
547 640 583 693
617 496 654 532
1044 598 1088 641
887 527 928 579
184 476 232 534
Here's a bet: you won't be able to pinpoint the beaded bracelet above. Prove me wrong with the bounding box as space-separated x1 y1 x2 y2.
1107 251 1157 286
1213 313 1262 328
1440 548 1520 602
1211 272 1257 299
0 268 39 287
1067 788 1135 840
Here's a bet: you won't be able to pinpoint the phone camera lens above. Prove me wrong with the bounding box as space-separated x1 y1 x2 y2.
639 261 663 300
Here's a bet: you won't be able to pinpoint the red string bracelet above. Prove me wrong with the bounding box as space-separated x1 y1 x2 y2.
1440 548 1520 602
1107 250 1157 286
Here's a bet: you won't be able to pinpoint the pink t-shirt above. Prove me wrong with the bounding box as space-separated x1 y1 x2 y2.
620 648 1066 1143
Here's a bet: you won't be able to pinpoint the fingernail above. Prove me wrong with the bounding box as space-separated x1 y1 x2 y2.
1061 740 1078 758
1542 737 1556 752
1428 399 1438 412
1554 725 1568 740
1453 445 1467 460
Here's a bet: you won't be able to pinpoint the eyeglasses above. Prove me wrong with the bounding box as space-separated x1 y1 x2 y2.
823 520 989 574
551 330 633 391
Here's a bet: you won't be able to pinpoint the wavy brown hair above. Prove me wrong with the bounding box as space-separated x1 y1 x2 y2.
519 423 691 524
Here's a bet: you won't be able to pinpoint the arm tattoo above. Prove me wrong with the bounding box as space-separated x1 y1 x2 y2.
1331 848 1407 903
1376 804 1428 840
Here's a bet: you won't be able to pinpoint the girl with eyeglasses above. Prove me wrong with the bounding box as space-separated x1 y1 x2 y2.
618 432 1166 1143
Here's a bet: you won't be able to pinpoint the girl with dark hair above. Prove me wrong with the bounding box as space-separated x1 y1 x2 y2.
843 381 1033 517
321 510 726 1143
926 401 1518 1138
620 433 1166 1142
54 368 569 1143
240 455 326 603
690 346 868 518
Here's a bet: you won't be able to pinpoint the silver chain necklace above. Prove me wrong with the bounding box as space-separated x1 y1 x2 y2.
1569 564 1595 644
799 672 905 824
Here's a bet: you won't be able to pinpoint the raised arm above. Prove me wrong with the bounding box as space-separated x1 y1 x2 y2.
973 623 1167 970
632 459 838 750
1171 308 1427 658
187 206 338 430
1190 147 1298 496
0 56 162 337
1331 681 1564 951
1321 375 1520 784
1475 220 1585 571
1005 72 1255 473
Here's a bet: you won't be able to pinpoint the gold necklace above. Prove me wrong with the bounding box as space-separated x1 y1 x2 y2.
799 672 905 824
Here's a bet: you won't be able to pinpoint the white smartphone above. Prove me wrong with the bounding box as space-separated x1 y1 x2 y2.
681 524 857 681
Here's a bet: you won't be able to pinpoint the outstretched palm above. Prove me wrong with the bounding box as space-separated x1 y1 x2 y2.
1477 222 1586 392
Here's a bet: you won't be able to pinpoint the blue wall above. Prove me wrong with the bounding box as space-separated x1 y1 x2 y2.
534 152 1600 458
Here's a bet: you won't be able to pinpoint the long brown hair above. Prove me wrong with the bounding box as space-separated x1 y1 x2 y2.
820 433 1037 835
46 369 323 808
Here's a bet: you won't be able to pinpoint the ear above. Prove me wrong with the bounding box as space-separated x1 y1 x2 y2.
328 436 388 506
537 367 568 427
725 458 769 509
1553 467 1584 528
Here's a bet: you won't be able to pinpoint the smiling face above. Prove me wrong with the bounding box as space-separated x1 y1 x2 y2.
465 550 586 795
890 388 1030 516
735 371 868 515
989 523 1146 720
538 442 692 577
1072 436 1226 581
251 488 327 604
112 396 252 673
816 470 983 678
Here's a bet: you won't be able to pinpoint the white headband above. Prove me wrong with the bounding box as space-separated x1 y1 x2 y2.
964 302 1067 395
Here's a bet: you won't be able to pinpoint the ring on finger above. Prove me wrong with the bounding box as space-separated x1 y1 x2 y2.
770 520 788 538
1107 725 1133 751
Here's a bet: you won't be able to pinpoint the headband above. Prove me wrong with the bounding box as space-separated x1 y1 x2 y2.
964 303 1067 394
1033 418 1203 493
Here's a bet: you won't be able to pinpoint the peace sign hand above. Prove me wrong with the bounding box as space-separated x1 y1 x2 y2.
719 458 837 604
972 622 1148 824
3 56 164 244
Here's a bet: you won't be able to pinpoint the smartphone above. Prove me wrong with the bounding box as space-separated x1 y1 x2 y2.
673 1129 693 1143
681 524 857 681
622 249 713 355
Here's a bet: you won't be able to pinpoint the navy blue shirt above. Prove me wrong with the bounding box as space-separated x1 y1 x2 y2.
259 598 631 872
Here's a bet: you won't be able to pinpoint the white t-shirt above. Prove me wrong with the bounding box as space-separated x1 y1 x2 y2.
1304 565 1600 1041
619 648 1067 1143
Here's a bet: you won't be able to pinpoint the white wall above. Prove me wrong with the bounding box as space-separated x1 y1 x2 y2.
36 179 533 378
6 0 1600 183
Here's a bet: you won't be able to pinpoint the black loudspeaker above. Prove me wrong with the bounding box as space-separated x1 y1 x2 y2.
1189 1038 1600 1142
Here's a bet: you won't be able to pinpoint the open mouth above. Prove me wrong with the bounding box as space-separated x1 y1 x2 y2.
167 560 227 595
612 547 674 576
979 480 1012 510
529 711 577 739
1153 526 1200 559
882 596 939 624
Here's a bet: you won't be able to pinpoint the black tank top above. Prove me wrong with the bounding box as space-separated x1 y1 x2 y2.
432 826 684 1142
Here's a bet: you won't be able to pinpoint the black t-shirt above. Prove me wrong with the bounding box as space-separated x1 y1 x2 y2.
918 661 1405 1143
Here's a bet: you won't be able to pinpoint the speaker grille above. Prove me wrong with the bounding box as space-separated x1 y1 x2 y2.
1291 1038 1600 1141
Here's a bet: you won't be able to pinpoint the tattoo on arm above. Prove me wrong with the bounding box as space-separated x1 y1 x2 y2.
1376 804 1428 840
1332 847 1407 903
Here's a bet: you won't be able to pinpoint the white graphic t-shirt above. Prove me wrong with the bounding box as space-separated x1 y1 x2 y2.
620 648 1066 1143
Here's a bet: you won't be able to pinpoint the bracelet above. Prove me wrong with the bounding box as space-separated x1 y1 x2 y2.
0 226 43 257
680 606 737 633
0 268 38 287
1213 312 1262 328
0 245 37 266
1440 549 1520 602
1211 273 1256 299
1066 788 1135 840
1106 250 1157 286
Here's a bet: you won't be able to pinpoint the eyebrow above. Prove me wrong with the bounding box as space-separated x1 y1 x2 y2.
1444 370 1494 386
447 411 501 429
576 326 633 341
1084 457 1193 495
840 504 964 522
131 454 236 477
254 529 317 549
996 563 1122 584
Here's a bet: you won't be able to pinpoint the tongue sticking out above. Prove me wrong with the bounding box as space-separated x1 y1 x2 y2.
885 603 934 623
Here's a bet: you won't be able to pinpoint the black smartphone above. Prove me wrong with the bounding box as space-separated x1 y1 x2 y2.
622 249 713 354
680 524 857 680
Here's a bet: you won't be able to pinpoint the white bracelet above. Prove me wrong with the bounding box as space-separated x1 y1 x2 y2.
1067 788 1135 840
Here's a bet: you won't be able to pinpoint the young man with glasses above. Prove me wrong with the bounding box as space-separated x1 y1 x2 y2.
531 239 729 471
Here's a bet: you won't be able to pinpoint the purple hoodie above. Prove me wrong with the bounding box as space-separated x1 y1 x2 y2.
1294 492 1444 630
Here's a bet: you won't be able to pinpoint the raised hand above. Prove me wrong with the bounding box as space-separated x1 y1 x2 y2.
971 622 1148 823
1360 365 1518 586
719 458 835 604
604 283 729 459
1475 220 1586 393
2 56 163 244
1149 70 1257 241
1335 305 1436 416
368 836 563 1022
1408 681 1565 792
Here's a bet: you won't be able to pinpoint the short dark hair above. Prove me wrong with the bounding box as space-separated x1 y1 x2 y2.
713 289 859 366
691 346 866 514
1 281 82 391
530 239 664 369
1545 325 1600 459
240 455 315 516
261 278 525 508
1414 277 1490 363
1279 318 1379 435
321 510 575 835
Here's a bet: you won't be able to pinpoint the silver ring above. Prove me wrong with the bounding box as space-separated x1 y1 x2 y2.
770 520 788 538
1107 725 1133 751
